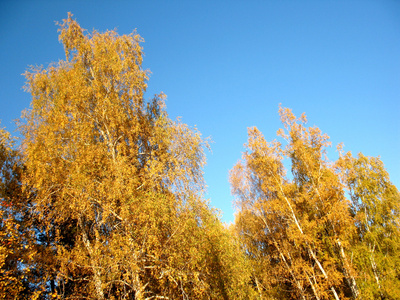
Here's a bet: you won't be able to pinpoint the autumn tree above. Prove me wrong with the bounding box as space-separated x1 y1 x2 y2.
337 152 400 299
230 106 359 299
0 125 25 298
0 124 41 299
21 13 250 299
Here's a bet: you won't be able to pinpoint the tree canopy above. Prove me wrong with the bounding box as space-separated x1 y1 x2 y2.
12 14 250 299
0 13 399 300
230 106 400 299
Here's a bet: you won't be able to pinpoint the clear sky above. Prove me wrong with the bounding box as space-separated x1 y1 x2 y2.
1 1 399 223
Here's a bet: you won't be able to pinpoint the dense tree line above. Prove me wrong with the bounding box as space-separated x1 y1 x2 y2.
230 107 400 299
1 15 399 299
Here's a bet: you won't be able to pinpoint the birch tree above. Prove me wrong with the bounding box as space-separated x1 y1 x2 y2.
0 124 40 299
21 14 248 299
231 106 358 299
337 152 400 299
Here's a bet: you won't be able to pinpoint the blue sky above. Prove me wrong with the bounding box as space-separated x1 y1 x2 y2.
1 1 399 223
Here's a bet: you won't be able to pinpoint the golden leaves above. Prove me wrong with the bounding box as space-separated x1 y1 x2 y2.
231 107 358 299
16 13 252 299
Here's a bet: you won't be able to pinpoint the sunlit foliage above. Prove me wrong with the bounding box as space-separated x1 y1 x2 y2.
337 152 400 299
1 13 399 300
231 107 364 299
18 13 250 299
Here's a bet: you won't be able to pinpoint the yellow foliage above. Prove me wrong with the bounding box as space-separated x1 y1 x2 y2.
19 14 250 299
231 106 358 299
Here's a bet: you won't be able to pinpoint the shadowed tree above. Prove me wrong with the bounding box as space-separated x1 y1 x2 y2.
0 124 41 299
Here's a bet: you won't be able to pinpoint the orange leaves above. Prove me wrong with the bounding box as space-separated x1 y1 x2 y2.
0 127 38 298
337 152 400 298
18 14 253 299
15 11 400 299
231 106 359 299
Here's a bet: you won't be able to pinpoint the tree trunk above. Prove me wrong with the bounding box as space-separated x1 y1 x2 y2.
276 184 340 300
337 239 359 299
261 215 307 300
79 217 105 300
